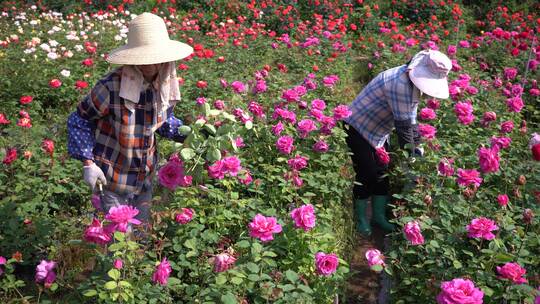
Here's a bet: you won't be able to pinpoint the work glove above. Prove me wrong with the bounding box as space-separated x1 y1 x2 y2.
83 163 107 190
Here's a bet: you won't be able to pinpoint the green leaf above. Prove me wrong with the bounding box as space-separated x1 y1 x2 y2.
297 284 313 293
245 120 253 130
118 280 132 288
216 274 227 285
452 260 462 269
237 240 250 248
206 148 221 162
251 242 262 254
231 277 243 285
204 124 217 135
83 289 98 297
285 270 299 282
262 251 277 257
49 283 58 291
108 269 121 280
178 125 192 136
371 264 383 272
104 281 118 290
180 148 196 160
246 262 259 273
221 292 237 304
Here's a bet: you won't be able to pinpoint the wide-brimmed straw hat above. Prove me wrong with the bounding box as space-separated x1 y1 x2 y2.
407 50 452 99
106 13 193 65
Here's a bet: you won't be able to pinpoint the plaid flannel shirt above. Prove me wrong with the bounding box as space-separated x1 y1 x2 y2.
67 67 184 195
345 65 419 148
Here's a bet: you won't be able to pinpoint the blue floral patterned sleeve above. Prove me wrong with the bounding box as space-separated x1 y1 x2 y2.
67 111 96 161
156 107 185 142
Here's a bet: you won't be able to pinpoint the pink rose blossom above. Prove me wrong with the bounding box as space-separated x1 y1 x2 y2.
235 137 245 148
503 67 518 80
222 156 242 176
457 169 483 187
249 214 282 242
365 249 385 268
175 208 195 224
497 194 509 207
272 121 284 135
238 169 253 185
230 81 246 93
253 79 267 94
84 218 112 245
477 146 500 173
281 88 301 102
287 155 309 171
158 158 191 190
333 105 352 120
506 96 524 113
105 205 142 233
500 121 514 133
467 217 498 240
213 253 236 273
418 123 437 140
438 158 455 176
113 259 123 269
196 97 207 105
213 99 225 110
248 101 265 118
322 75 339 88
375 147 390 165
427 99 440 110
490 136 511 149
404 221 425 245
419 108 437 120
35 260 56 287
313 140 329 153
276 136 294 154
297 119 317 138
315 252 339 276
481 111 496 126
290 204 316 231
447 44 457 56
152 258 172 286
311 99 326 110
436 278 484 304
497 262 527 284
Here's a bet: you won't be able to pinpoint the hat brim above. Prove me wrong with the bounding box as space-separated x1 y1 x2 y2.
409 66 450 99
106 40 193 65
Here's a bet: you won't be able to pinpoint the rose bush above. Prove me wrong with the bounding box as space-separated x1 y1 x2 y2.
0 0 539 303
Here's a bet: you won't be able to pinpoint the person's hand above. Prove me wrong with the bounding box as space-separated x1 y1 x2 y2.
83 162 107 190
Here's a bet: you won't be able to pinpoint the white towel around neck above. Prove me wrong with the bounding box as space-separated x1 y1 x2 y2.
119 61 181 113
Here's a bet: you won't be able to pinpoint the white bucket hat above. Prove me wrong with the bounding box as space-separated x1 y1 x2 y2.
407 50 452 99
106 13 193 65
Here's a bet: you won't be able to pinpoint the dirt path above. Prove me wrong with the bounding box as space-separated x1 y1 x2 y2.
345 225 388 303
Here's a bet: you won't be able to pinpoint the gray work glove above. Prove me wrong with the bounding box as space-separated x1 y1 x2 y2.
83 163 107 190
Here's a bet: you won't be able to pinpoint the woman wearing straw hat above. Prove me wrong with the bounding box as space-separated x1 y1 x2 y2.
344 49 452 237
67 13 193 225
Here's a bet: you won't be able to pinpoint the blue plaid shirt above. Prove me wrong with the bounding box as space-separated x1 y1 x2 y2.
67 67 184 195
345 65 419 148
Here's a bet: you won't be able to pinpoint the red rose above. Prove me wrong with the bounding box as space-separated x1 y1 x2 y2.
375 147 390 165
81 58 94 66
0 113 10 124
42 139 54 156
196 80 207 89
532 144 540 161
20 95 33 105
75 80 89 89
49 79 62 88
217 56 225 63
2 148 17 165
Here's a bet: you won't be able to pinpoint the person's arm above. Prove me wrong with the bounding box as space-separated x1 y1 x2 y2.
156 106 186 142
387 74 421 154
68 81 111 189
67 81 111 163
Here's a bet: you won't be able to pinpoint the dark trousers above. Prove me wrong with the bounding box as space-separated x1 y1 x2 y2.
345 125 389 200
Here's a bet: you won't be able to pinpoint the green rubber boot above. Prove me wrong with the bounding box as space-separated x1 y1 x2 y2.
354 198 372 236
371 195 395 232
